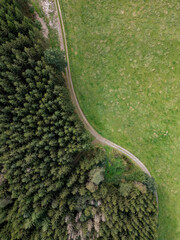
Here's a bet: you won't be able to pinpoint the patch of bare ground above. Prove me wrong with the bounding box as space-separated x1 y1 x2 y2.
40 0 64 49
34 12 49 38
31 0 63 47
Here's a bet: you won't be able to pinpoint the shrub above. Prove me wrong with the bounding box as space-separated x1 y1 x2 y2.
119 182 132 197
44 48 67 72
0 197 12 208
126 170 146 182
134 182 147 193
144 175 156 193
105 158 125 182
89 167 104 185
86 182 98 193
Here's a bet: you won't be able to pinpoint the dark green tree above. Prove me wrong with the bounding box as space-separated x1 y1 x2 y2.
44 48 67 72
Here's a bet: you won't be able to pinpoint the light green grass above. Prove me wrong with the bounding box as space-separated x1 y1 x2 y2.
59 0 180 239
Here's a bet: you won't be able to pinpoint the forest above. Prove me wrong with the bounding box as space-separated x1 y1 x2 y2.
0 0 158 239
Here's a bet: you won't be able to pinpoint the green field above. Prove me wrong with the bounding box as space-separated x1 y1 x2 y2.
60 0 180 239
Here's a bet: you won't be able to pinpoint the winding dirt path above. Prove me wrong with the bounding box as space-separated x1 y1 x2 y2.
54 0 158 203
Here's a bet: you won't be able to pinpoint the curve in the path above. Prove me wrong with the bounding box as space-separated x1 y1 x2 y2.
54 0 158 203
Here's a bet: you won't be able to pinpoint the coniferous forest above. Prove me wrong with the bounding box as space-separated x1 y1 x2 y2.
0 0 158 239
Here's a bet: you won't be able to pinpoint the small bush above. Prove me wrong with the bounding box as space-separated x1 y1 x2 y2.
143 175 156 193
126 170 146 182
44 48 67 72
0 197 12 208
89 167 104 185
119 182 132 197
86 182 97 193
105 158 125 183
134 182 147 194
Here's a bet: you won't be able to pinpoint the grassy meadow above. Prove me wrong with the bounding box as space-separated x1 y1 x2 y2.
59 0 180 239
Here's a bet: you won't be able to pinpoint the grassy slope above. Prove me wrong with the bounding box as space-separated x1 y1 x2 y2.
59 0 180 239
